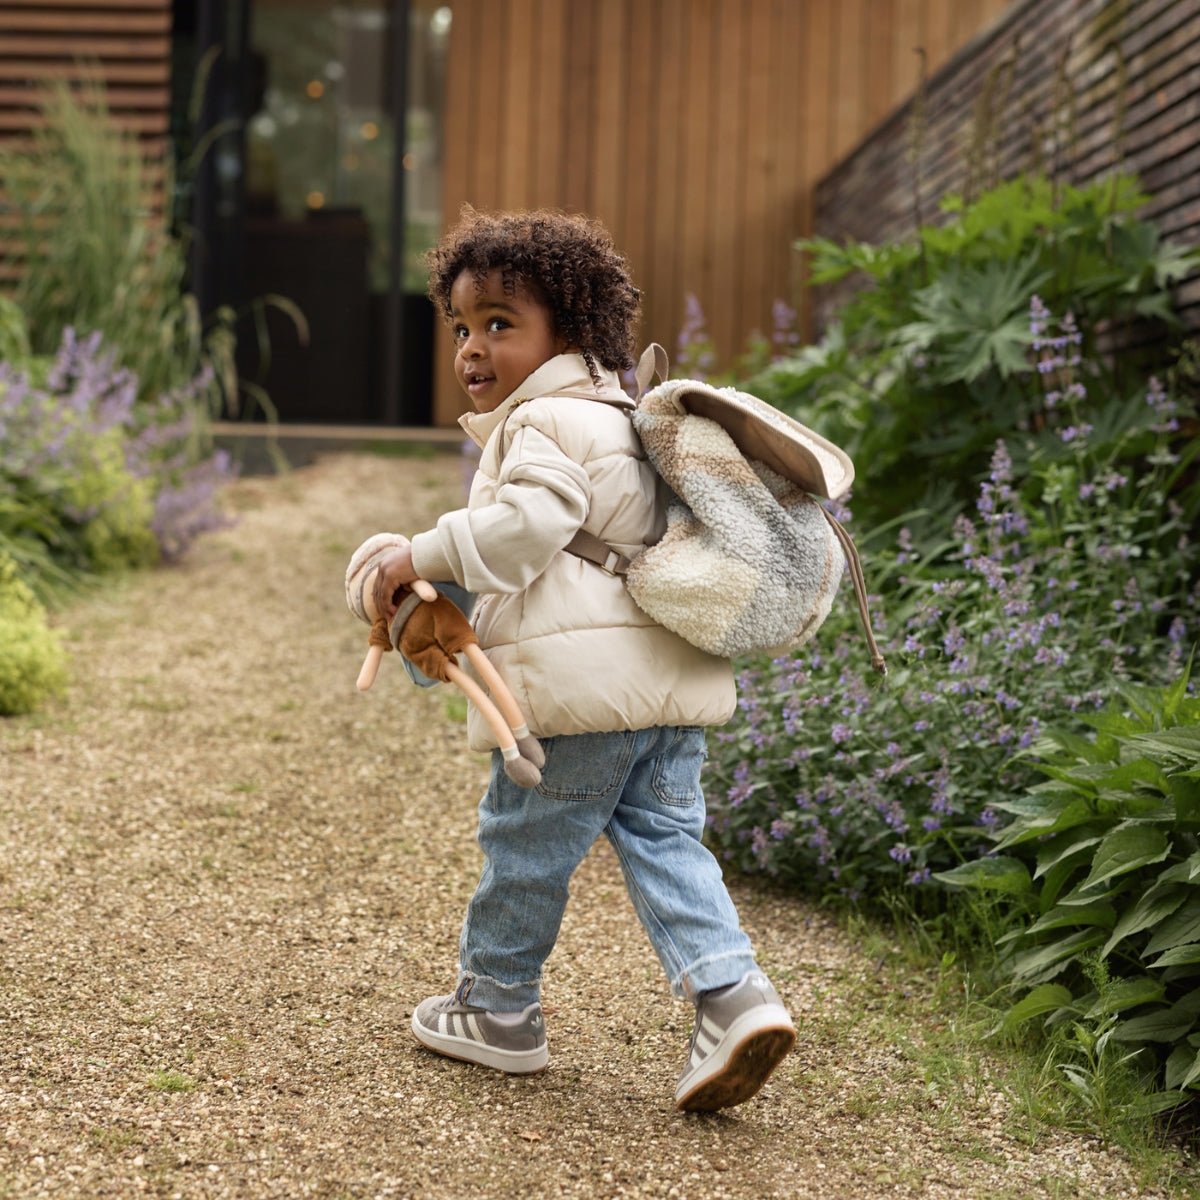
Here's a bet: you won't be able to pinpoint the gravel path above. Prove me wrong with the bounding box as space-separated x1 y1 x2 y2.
0 451 1181 1199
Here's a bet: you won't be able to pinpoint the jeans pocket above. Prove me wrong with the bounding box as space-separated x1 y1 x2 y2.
652 726 707 807
535 731 636 802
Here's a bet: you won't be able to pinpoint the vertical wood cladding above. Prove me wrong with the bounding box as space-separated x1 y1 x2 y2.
813 0 1200 339
0 1 1023 425
435 0 1012 423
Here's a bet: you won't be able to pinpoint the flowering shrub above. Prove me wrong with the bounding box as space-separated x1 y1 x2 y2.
0 548 65 715
0 81 235 412
0 326 236 585
704 299 1198 908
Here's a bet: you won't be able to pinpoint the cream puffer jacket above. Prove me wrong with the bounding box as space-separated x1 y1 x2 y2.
409 353 736 752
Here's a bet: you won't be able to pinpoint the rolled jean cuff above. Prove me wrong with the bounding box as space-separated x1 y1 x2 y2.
456 971 540 1012
671 950 761 1002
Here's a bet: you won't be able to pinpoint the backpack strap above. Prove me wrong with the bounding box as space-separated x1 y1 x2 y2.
564 527 631 575
819 509 888 675
567 508 887 674
561 352 651 574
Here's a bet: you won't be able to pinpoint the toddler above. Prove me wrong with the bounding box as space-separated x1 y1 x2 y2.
370 208 795 1111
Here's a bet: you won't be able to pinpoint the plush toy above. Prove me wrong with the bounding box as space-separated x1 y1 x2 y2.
344 533 545 787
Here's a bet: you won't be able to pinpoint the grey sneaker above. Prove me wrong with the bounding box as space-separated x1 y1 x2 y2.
411 992 548 1074
675 972 796 1111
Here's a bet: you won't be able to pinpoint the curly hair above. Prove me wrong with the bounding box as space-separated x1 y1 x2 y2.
427 207 642 383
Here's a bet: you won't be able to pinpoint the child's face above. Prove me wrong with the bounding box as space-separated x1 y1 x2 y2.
449 269 566 412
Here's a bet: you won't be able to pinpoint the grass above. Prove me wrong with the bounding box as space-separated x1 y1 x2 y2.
147 1070 197 1094
88 1126 140 1154
821 906 1200 1196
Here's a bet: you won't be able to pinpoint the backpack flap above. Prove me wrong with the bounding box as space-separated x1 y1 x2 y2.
633 342 854 500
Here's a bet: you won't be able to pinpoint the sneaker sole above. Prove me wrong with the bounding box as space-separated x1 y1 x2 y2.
411 1010 549 1075
675 1010 796 1112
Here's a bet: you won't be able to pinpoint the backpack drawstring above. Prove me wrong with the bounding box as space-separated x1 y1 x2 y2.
819 508 888 675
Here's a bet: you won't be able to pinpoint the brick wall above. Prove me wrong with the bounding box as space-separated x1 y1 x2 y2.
812 0 1200 341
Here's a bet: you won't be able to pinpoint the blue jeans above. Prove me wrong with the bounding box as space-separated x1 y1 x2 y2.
456 726 760 1011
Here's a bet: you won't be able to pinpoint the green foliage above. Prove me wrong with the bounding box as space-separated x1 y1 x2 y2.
0 334 161 581
752 173 1200 526
0 549 65 715
0 84 250 717
0 296 32 364
0 79 236 413
67 429 159 574
146 1070 197 1094
938 665 1200 1101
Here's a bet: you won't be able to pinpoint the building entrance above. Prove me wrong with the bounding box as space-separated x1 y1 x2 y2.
174 0 449 425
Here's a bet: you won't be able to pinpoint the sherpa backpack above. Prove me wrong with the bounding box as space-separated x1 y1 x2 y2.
564 344 887 671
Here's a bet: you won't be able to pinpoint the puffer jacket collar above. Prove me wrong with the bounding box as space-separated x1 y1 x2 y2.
458 353 634 449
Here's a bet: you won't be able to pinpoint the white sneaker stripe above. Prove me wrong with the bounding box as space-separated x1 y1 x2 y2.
466 1013 483 1041
699 1015 723 1043
438 1012 450 1036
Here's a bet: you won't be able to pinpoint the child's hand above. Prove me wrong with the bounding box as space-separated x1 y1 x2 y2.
371 546 418 620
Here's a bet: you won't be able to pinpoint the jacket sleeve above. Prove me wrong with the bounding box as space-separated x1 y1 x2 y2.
409 416 591 593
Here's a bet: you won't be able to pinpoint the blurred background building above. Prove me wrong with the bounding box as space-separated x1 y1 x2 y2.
0 0 1195 427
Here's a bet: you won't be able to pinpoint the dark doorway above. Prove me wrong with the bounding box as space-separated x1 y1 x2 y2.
172 0 448 426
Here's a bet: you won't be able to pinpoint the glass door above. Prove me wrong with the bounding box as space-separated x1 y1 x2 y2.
236 0 448 423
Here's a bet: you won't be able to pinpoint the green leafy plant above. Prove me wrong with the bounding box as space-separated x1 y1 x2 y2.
0 79 236 413
751 173 1199 526
938 663 1200 1103
1 323 239 584
704 315 1197 907
0 549 65 715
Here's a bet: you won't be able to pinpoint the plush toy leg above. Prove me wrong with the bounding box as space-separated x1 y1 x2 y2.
357 643 385 692
444 662 542 789
460 643 545 769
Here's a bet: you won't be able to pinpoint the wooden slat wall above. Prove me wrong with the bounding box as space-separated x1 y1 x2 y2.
0 0 172 281
435 0 1012 424
813 0 1200 340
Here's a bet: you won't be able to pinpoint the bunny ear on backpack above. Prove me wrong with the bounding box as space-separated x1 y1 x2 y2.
633 343 854 501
